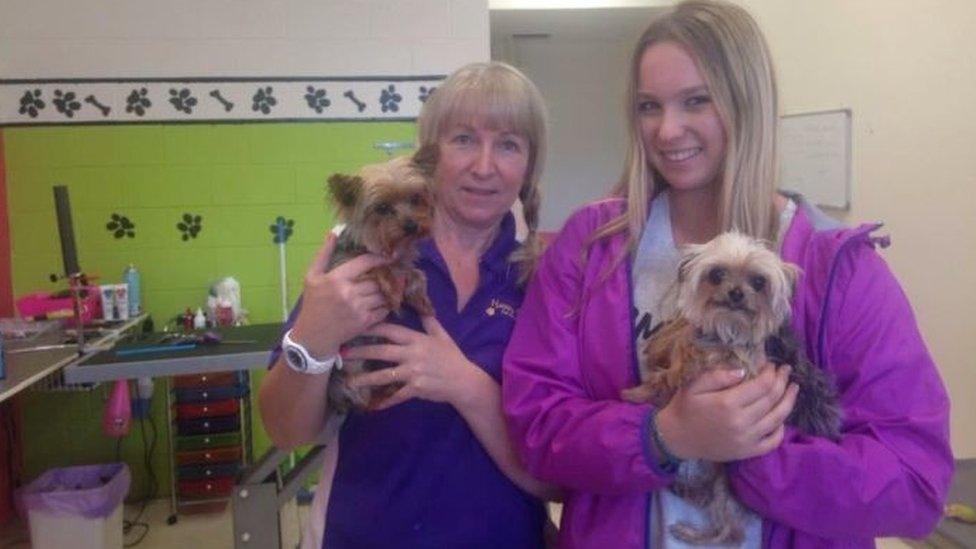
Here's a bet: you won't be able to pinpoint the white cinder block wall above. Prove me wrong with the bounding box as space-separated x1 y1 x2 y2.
0 0 489 77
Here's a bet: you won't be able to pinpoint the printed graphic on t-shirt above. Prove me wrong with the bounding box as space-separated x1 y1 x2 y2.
633 306 662 342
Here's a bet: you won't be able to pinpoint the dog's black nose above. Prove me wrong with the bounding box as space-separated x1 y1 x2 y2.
403 220 418 234
728 287 744 303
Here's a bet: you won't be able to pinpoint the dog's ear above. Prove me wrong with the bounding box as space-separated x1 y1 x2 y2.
412 144 439 178
782 261 802 291
327 173 363 210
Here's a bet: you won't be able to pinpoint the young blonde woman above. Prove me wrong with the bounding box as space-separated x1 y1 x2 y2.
502 1 952 547
260 61 555 548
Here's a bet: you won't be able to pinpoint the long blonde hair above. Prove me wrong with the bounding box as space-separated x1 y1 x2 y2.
413 61 548 284
595 0 779 252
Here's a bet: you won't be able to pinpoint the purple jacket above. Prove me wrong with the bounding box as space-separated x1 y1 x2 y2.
502 197 952 548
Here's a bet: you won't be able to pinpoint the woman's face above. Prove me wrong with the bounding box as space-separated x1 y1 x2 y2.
637 41 727 194
433 117 530 232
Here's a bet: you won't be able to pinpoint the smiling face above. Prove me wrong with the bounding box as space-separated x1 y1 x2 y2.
636 41 727 195
433 117 529 232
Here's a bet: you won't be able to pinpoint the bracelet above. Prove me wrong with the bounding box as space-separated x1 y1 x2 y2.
649 409 682 472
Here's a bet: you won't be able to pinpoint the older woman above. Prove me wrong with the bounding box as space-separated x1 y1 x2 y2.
259 61 553 548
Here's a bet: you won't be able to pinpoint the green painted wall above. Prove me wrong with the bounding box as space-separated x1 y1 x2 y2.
3 121 415 499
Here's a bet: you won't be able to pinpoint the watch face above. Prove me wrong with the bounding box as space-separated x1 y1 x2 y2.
285 348 306 372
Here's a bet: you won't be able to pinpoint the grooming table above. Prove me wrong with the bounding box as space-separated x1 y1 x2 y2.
0 314 146 402
63 323 282 383
0 347 79 403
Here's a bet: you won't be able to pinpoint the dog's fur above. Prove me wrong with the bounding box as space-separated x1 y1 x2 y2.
622 232 841 545
324 155 434 414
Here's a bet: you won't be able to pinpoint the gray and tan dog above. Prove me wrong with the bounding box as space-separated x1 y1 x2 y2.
623 232 841 545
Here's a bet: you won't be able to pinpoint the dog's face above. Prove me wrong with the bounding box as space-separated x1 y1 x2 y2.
676 232 799 346
327 156 433 257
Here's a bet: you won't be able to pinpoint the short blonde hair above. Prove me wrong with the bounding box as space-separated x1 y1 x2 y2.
596 0 779 251
414 61 548 284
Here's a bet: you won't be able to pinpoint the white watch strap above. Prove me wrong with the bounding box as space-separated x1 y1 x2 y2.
282 329 341 375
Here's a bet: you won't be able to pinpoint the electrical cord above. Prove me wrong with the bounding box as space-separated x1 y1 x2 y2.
120 412 158 547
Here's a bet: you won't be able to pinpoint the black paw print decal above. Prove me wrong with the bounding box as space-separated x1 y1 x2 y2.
269 216 295 244
379 85 402 113
18 89 46 118
177 213 203 241
252 86 277 115
126 88 152 116
169 88 198 114
304 86 331 113
106 213 135 239
418 86 436 103
53 90 82 118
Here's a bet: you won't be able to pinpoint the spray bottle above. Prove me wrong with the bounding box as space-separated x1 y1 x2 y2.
123 264 140 316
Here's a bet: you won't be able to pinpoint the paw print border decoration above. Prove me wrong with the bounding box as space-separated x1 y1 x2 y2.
0 76 445 126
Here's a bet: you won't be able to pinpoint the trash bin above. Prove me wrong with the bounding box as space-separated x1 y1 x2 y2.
17 463 130 549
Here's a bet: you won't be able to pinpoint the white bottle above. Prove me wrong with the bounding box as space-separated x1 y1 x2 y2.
193 307 206 329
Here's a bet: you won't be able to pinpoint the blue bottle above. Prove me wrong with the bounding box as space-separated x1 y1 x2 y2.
123 264 140 316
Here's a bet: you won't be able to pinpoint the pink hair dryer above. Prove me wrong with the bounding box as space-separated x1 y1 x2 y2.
102 379 132 437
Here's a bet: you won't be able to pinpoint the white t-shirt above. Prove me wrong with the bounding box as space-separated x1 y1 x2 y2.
632 193 796 548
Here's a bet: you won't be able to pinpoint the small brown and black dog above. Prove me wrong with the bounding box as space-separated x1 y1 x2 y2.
324 155 434 413
622 232 841 546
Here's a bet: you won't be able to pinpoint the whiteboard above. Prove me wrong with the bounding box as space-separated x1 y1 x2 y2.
778 109 851 210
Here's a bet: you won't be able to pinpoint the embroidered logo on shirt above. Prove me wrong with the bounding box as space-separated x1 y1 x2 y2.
485 298 515 319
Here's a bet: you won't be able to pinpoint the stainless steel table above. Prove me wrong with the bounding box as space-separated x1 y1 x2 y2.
0 314 146 403
0 347 79 403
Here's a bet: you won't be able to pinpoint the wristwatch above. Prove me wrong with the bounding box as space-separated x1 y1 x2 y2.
281 329 342 375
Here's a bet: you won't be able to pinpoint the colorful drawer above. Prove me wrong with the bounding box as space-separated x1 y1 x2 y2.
175 446 243 466
172 371 243 389
172 384 248 403
177 476 235 498
176 414 240 436
176 461 241 480
174 432 241 451
174 398 239 419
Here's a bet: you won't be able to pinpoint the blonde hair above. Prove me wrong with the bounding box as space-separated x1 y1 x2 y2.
413 61 548 285
595 0 779 252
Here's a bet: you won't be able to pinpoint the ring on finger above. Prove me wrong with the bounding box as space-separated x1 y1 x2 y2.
389 369 398 383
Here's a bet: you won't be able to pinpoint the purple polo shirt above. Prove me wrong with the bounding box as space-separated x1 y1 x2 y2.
270 213 546 548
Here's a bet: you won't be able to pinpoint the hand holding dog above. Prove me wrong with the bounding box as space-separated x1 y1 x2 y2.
344 316 489 412
290 233 392 359
656 362 798 462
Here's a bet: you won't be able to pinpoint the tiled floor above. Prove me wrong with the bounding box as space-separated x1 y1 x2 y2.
0 499 917 549
0 497 307 549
